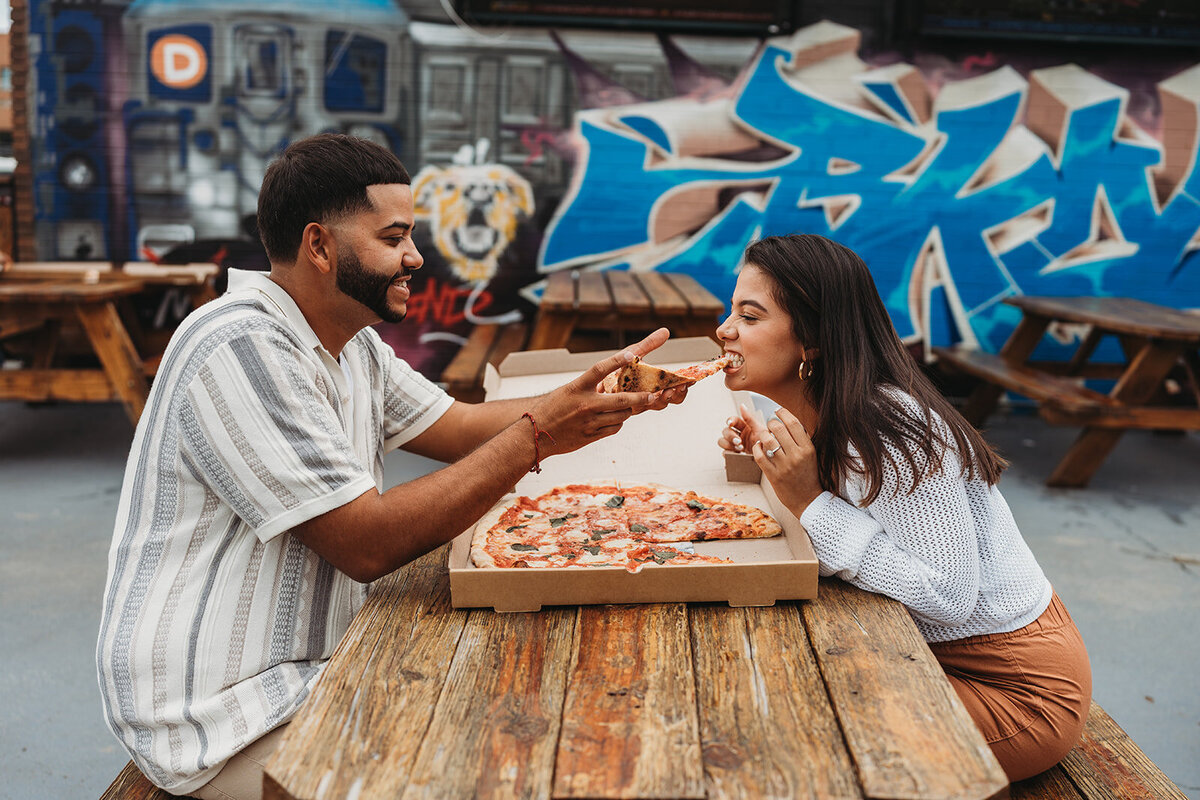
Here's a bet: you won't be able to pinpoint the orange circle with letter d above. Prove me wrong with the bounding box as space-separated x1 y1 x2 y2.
150 34 208 90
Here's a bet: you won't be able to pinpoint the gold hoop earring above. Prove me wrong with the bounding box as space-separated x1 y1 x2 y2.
798 360 808 381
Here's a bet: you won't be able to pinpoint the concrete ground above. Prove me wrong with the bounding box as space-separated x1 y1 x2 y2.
1 400 1197 800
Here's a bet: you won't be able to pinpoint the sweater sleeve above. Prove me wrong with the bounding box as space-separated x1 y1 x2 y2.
799 439 981 628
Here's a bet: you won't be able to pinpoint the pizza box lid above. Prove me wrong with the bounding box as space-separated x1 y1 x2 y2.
447 337 819 612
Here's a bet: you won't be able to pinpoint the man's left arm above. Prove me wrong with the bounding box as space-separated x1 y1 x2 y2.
402 328 686 463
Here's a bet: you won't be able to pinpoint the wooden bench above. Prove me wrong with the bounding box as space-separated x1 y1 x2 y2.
932 346 1120 424
100 701 1187 799
441 322 529 403
1011 702 1189 800
933 296 1200 487
98 760 171 800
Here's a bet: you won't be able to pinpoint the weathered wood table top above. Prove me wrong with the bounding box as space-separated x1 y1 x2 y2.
529 270 726 351
1006 295 1200 342
263 546 1007 800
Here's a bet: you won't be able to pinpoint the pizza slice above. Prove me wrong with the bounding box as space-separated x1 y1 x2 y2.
600 354 730 393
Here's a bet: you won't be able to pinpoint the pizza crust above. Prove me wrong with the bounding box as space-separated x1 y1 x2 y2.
470 495 517 568
598 357 691 393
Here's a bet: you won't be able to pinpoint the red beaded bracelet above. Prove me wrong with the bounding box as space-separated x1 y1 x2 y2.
522 412 556 473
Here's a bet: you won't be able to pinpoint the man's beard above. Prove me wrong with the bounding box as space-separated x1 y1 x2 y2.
336 245 406 324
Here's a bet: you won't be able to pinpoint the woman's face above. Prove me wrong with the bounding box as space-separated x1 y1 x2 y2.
716 265 807 398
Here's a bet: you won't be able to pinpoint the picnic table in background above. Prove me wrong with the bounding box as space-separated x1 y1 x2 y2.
0 261 218 424
444 269 727 402
528 269 726 351
263 546 1008 800
934 295 1200 488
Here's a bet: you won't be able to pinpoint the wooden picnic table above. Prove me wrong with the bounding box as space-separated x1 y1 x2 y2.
0 262 219 424
528 270 726 351
263 549 1007 800
933 295 1200 488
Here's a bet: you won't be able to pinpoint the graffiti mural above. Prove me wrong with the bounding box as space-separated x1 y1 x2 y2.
19 1 1200 375
542 21 1200 358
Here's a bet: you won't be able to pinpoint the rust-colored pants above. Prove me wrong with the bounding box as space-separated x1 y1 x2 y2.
929 592 1092 782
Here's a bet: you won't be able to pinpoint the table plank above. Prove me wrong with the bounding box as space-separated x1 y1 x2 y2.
662 272 726 315
0 369 118 402
690 603 863 800
1010 767 1084 800
0 279 145 303
607 270 650 314
263 548 469 800
634 272 691 315
803 580 1008 800
1059 703 1190 800
5 261 218 286
577 271 613 313
541 270 578 311
401 607 575 800
554 604 704 799
1006 296 1200 341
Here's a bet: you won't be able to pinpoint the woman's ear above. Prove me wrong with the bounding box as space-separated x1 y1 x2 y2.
804 346 821 361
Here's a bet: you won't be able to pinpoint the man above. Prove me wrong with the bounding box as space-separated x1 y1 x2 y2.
97 134 682 799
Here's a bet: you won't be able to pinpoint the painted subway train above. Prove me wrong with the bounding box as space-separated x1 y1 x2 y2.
30 0 755 262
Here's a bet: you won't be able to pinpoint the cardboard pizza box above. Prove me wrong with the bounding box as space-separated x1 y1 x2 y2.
447 337 820 611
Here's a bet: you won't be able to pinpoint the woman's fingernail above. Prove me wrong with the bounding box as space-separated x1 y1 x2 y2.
732 436 742 446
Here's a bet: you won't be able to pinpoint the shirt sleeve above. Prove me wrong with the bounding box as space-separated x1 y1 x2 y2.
371 330 454 450
799 438 982 628
176 326 377 543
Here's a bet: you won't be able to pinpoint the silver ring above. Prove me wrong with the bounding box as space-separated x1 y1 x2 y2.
765 446 780 458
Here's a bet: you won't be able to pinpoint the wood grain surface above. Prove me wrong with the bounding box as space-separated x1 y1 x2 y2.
264 548 468 800
803 579 1008 800
1058 703 1190 800
554 603 705 799
401 607 576 799
690 602 863 800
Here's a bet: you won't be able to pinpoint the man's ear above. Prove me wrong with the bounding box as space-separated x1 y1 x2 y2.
300 222 334 275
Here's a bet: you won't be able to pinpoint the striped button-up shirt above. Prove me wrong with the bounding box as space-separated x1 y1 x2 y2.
97 270 453 793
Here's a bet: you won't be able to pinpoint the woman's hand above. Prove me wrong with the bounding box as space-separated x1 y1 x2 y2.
740 407 825 516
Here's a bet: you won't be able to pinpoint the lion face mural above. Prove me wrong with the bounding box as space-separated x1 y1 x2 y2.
412 162 535 284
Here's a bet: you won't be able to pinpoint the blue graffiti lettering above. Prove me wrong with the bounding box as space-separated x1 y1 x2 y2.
541 45 1200 353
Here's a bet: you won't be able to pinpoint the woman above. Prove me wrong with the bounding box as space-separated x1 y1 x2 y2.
717 233 1091 782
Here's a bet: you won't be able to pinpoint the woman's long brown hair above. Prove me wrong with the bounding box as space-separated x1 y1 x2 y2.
744 234 1007 505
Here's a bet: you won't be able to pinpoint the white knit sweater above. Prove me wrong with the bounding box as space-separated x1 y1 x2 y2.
797 393 1052 643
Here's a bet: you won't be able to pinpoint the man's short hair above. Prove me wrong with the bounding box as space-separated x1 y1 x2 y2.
257 134 411 263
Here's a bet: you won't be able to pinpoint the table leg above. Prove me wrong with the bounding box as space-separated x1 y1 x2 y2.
1046 341 1185 488
961 313 1051 426
75 302 150 424
31 318 62 369
527 312 577 351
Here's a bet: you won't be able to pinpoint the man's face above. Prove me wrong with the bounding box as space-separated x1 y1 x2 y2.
335 242 405 323
331 183 423 324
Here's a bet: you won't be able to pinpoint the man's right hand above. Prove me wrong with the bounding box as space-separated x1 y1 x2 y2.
529 348 656 454
528 327 678 454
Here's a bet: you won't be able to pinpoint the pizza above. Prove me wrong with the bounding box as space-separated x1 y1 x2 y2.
470 482 782 572
600 354 731 393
